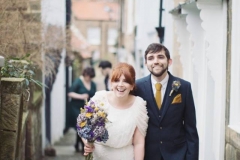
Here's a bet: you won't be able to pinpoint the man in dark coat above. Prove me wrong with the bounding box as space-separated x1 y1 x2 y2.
98 60 112 91
135 43 199 160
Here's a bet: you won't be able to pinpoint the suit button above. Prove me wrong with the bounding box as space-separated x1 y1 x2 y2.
160 141 163 144
159 115 161 118
160 127 162 129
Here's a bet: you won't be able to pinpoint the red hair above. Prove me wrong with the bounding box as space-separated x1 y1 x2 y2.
110 62 136 89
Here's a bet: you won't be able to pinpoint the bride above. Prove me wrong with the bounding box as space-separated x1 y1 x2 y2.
82 62 149 160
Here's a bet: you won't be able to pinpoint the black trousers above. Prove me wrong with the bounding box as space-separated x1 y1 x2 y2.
75 132 84 151
159 152 164 160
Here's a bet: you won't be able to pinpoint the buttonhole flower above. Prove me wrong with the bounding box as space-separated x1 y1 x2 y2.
169 80 181 96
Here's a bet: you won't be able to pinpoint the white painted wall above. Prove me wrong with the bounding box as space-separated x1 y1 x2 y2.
197 2 227 159
134 0 160 78
126 0 134 35
50 52 66 144
164 0 227 160
41 0 66 148
42 0 66 27
229 0 240 133
163 0 174 71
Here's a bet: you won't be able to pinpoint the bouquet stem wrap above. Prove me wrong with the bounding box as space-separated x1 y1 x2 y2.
85 142 94 160
85 153 93 160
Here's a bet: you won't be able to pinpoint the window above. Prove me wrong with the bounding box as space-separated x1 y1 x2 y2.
87 27 101 45
107 28 118 45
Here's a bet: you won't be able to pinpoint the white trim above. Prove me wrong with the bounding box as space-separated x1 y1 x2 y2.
170 1 227 159
173 14 191 81
196 1 227 160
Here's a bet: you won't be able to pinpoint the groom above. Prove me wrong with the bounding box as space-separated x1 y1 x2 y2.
135 43 199 160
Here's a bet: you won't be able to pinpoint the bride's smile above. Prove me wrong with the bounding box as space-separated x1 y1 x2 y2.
111 74 133 98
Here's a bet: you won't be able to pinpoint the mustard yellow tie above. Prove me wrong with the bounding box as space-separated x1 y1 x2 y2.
155 83 162 109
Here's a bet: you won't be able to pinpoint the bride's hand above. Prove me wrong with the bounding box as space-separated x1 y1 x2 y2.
84 142 95 156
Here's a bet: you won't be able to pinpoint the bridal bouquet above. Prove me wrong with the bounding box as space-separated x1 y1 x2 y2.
76 100 109 160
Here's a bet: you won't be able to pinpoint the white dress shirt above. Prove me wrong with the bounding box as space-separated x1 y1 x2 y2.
151 73 169 105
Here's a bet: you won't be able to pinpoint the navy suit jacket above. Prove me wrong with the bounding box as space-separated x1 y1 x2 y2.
135 72 199 160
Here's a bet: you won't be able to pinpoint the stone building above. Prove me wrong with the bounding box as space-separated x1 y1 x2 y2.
0 0 43 159
71 0 120 63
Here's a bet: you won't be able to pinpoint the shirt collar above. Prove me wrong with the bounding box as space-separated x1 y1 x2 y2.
151 73 169 89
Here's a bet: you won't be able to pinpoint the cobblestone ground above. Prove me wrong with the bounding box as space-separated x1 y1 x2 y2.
42 129 85 160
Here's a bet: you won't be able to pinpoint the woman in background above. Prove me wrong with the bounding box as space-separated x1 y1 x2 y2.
68 67 97 153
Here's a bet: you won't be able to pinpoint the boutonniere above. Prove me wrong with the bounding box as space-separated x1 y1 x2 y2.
169 80 181 96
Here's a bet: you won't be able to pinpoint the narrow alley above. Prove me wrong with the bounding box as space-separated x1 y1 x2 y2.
42 70 105 160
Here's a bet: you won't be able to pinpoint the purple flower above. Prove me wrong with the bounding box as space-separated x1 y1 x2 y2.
89 101 95 105
85 105 94 112
90 131 94 138
77 114 86 122
76 99 109 144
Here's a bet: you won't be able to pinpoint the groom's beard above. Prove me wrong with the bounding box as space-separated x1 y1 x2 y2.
150 66 168 77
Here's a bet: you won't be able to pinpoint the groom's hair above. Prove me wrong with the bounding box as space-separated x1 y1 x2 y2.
144 43 170 60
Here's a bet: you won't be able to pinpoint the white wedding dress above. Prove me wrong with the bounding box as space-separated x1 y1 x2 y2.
91 90 149 160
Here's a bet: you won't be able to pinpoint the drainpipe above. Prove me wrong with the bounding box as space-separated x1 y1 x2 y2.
155 0 165 43
64 0 72 134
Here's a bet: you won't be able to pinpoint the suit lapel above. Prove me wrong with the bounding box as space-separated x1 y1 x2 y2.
159 72 176 124
143 75 160 121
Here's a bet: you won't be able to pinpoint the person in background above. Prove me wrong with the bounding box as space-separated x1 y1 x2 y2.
135 43 199 160
83 63 149 160
98 60 112 91
68 67 97 153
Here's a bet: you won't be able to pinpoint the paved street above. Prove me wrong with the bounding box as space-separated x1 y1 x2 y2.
42 129 85 160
